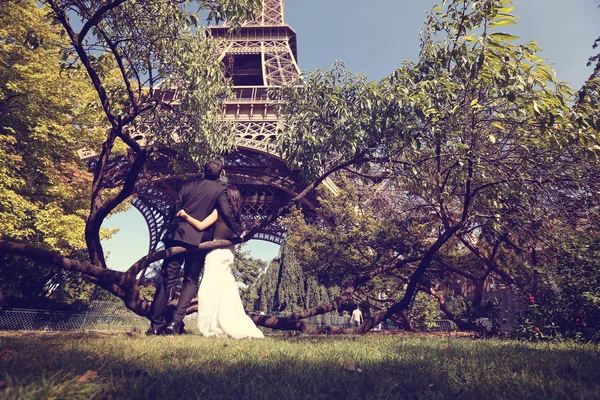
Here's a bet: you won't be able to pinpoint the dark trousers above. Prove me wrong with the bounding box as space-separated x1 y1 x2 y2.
150 240 207 329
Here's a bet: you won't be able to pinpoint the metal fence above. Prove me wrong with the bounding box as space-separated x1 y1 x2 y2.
295 314 458 331
0 302 150 333
0 302 458 333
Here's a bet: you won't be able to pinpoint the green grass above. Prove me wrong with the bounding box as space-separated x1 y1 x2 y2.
1 331 599 399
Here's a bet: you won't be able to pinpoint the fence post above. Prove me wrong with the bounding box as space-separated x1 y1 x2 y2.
43 311 54 332
80 309 90 331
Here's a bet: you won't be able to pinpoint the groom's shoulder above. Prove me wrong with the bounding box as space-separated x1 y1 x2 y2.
186 179 225 192
181 179 203 191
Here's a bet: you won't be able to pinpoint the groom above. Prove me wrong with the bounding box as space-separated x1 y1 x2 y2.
148 159 243 335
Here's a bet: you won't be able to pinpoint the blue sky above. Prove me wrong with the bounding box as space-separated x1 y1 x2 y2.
102 0 599 271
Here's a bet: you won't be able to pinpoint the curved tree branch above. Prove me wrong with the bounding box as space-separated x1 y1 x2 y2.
86 148 148 266
78 0 129 46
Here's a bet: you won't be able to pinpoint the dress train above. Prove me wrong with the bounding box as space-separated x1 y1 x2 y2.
196 246 264 339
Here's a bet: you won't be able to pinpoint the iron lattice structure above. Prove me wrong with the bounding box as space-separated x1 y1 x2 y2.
126 0 315 252
211 0 301 154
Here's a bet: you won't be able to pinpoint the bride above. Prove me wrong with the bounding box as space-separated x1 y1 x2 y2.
176 185 264 339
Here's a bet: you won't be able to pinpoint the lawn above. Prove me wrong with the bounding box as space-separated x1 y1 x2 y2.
0 331 599 399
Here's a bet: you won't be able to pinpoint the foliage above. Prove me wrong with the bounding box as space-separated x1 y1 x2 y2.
513 221 600 342
250 259 278 312
0 0 107 250
285 180 414 288
138 284 156 302
445 295 468 317
0 253 126 307
0 254 64 305
576 3 600 137
232 246 266 288
2 0 598 336
0 0 114 305
53 0 261 166
251 243 338 313
232 246 267 310
277 0 600 332
0 0 262 316
408 292 442 330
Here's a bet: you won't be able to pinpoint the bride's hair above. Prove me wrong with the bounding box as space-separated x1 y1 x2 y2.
226 184 242 220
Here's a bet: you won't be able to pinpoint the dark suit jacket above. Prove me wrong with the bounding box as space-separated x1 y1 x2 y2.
164 179 242 246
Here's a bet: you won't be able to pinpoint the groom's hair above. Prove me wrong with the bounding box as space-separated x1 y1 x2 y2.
204 159 223 181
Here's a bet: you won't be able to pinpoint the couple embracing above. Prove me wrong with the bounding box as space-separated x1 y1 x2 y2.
148 160 264 339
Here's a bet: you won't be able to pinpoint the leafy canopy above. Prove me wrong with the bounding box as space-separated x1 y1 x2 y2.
0 0 108 253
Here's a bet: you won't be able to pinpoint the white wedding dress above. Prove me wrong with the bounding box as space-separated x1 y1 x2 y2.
196 221 264 339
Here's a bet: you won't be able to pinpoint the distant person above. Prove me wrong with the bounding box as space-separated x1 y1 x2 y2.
147 160 242 336
177 185 263 339
351 305 363 327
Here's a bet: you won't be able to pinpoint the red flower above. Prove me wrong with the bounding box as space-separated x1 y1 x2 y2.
576 318 580 322
534 327 540 331
529 295 535 304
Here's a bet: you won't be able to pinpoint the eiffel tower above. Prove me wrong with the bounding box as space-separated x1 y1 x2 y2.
211 0 300 154
130 0 320 253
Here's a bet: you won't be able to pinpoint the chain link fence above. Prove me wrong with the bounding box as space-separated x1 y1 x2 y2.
0 302 457 333
0 301 149 333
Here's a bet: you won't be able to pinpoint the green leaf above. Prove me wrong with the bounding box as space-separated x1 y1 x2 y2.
489 19 517 28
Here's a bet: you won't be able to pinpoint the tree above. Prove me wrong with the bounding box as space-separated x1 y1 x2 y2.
0 0 109 305
250 242 337 313
0 0 262 316
232 247 265 288
231 247 266 310
258 0 600 333
512 19 600 340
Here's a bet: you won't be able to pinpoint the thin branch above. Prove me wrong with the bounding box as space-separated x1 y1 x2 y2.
435 259 478 281
78 0 129 46
95 26 137 111
47 0 117 128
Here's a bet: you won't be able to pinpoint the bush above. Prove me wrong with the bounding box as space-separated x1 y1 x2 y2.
513 229 600 342
513 283 600 342
409 292 442 330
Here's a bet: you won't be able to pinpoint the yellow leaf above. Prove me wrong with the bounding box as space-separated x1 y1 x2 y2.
489 19 517 28
76 370 99 383
465 34 477 43
491 122 505 131
497 6 517 13
537 67 554 82
340 359 356 371
489 32 520 41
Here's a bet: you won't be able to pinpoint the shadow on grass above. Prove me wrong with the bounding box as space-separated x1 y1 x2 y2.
0 332 599 399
